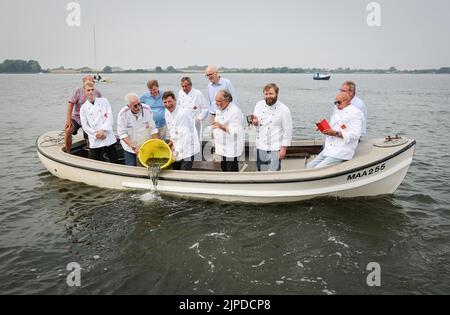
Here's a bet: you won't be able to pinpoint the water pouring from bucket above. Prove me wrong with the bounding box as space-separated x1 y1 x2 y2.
138 139 174 190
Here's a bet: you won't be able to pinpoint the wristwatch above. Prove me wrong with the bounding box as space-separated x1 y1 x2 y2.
336 131 341 138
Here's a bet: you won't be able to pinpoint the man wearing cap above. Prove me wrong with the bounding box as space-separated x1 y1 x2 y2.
117 93 160 166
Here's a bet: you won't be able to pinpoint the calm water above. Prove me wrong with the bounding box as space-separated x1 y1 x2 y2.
0 73 449 294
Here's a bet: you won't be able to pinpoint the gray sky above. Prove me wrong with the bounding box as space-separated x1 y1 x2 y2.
1 0 449 70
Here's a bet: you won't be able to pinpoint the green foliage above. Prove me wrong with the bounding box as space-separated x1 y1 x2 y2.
103 66 112 73
0 59 42 73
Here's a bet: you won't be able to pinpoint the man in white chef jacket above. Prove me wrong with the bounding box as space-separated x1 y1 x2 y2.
177 77 208 140
163 91 200 171
212 90 245 172
117 93 160 166
339 81 367 137
80 82 118 163
251 83 293 172
307 92 364 169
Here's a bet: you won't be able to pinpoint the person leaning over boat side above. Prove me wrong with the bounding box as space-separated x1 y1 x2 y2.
177 77 208 140
117 93 160 166
205 65 237 127
307 93 363 169
80 82 118 163
251 83 293 172
339 81 367 137
212 90 245 172
64 75 102 154
140 80 167 140
163 91 200 171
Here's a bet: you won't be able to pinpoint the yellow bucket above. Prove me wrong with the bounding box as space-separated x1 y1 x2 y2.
138 139 174 169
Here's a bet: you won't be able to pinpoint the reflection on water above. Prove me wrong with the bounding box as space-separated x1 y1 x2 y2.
1 74 450 294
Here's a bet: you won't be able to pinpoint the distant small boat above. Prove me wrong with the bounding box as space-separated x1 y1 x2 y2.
314 73 331 80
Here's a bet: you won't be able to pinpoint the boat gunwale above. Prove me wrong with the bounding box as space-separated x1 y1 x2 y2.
36 133 416 185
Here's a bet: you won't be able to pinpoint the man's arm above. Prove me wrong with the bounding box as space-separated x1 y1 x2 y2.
280 108 293 160
100 100 114 132
197 92 209 121
65 102 75 129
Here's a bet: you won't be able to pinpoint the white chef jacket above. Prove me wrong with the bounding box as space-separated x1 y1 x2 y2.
213 103 245 158
323 104 363 160
253 100 293 151
80 97 116 149
165 106 200 161
117 104 159 154
177 88 208 121
351 95 367 137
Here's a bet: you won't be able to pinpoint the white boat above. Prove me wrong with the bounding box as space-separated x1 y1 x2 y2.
36 131 416 204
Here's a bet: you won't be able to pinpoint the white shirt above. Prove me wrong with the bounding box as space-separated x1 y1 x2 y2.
117 104 159 154
177 88 208 121
80 97 116 149
323 104 364 160
213 103 245 158
351 96 367 136
165 106 200 161
254 100 293 151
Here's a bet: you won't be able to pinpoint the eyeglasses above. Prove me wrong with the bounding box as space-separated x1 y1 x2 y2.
339 89 349 93
334 101 342 105
205 72 216 77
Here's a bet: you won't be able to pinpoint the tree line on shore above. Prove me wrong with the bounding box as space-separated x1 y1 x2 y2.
1 59 449 74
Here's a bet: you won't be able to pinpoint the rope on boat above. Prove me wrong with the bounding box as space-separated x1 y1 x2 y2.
39 131 65 147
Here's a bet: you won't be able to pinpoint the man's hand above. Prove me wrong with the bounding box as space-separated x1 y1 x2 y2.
134 144 141 154
96 130 106 140
212 122 227 132
279 147 287 160
322 129 338 137
252 115 259 126
65 120 72 131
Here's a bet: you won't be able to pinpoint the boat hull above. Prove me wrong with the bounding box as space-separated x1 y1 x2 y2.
37 131 415 204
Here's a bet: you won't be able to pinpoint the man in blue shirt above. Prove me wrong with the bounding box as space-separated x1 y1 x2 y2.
140 80 167 139
205 65 237 126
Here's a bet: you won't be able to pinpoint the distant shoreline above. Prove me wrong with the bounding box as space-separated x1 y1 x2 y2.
1 60 449 74
2 71 449 75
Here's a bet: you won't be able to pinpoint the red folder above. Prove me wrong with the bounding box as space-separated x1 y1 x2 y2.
316 119 332 132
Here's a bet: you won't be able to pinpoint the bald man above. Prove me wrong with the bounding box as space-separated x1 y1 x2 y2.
205 65 237 126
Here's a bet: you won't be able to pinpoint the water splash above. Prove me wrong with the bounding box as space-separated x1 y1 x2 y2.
146 158 169 190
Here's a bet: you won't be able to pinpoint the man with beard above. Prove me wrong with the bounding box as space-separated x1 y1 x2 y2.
251 83 293 172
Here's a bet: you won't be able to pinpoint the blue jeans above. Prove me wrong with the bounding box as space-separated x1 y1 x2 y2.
307 151 345 169
124 150 137 166
257 149 281 172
